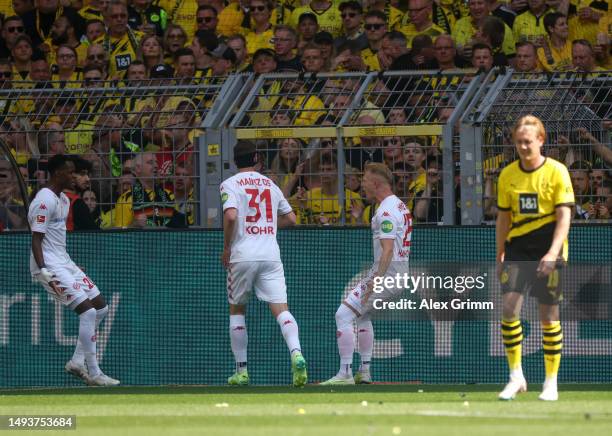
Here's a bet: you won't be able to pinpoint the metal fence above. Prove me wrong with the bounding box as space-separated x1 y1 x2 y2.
461 70 611 224
1 70 610 231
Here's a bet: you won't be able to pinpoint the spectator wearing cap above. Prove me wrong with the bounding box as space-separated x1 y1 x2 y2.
297 12 319 53
398 0 446 49
334 1 368 52
290 0 343 37
250 47 277 73
273 25 302 71
358 10 388 71
227 34 249 71
242 0 275 57
207 43 237 76
79 0 104 21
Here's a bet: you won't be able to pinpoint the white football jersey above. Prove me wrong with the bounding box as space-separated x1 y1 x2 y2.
28 188 71 273
221 171 292 262
371 194 412 266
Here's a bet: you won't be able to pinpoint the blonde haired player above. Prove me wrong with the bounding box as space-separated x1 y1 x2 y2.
496 115 574 401
321 163 412 385
221 141 307 387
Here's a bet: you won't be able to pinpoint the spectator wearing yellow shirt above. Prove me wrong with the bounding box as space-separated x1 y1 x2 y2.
162 24 188 65
512 0 554 45
290 0 343 37
360 10 388 71
227 34 250 71
537 12 572 71
217 0 249 37
297 154 364 225
158 0 198 38
594 12 610 68
45 16 88 67
51 45 84 87
364 0 403 30
399 0 446 49
568 0 608 46
113 152 179 228
94 0 144 79
79 0 106 21
84 19 106 45
515 40 542 71
10 35 33 82
243 0 275 57
571 38 604 72
452 0 516 60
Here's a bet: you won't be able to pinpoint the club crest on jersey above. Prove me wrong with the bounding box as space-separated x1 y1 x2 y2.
221 192 229 204
39 204 47 210
72 282 81 290
381 220 394 233
36 215 46 224
382 211 390 217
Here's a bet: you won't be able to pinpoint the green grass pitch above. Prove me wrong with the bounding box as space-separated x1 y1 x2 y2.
1 385 611 436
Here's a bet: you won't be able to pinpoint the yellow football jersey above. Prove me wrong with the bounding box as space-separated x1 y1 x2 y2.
497 158 574 246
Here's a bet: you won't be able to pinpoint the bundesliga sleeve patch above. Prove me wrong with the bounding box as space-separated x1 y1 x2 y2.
381 220 394 233
36 215 46 224
221 192 229 204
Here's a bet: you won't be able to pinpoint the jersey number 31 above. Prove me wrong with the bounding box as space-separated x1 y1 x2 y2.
246 188 273 223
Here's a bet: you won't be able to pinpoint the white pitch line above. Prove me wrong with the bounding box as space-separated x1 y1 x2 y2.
409 410 552 419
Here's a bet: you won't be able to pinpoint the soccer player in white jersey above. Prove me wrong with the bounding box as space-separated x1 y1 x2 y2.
28 155 119 387
322 163 412 385
221 141 307 387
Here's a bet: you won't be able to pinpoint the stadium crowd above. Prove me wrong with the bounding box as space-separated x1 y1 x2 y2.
0 0 610 231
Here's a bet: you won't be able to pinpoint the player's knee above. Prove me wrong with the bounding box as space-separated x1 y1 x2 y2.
335 304 355 330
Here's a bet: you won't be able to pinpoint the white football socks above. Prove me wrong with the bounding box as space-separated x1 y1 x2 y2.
276 311 301 356
357 316 373 372
335 304 356 375
79 308 100 377
229 315 248 372
72 306 108 366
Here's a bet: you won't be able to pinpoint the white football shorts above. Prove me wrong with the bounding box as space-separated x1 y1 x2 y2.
34 261 101 309
227 261 287 305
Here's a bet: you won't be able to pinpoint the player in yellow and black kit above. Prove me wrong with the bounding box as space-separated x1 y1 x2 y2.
496 115 574 402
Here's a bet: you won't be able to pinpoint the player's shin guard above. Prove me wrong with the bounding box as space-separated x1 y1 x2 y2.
335 304 356 373
357 316 373 372
72 306 109 365
276 311 301 355
501 319 524 379
79 308 100 377
230 315 248 372
542 321 562 383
